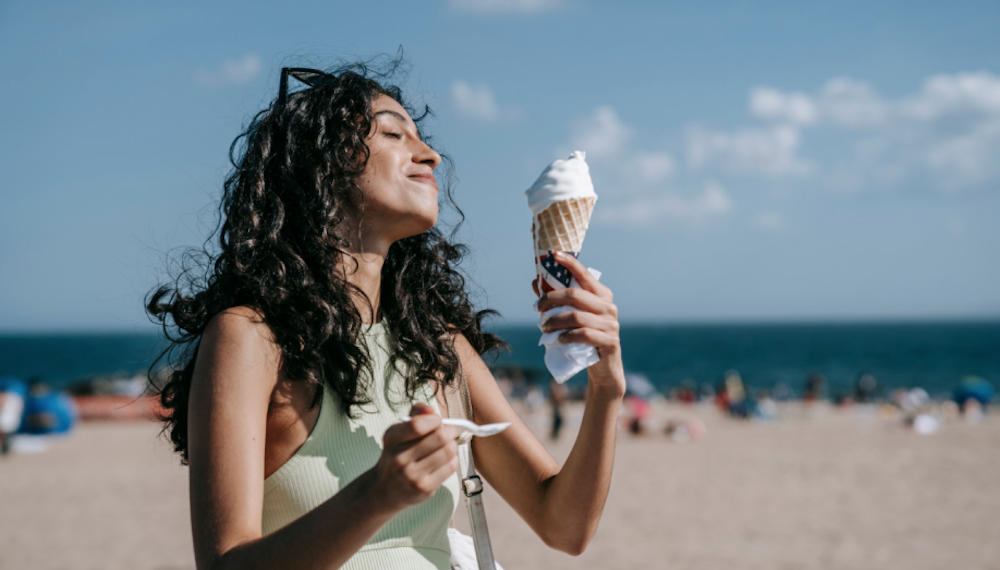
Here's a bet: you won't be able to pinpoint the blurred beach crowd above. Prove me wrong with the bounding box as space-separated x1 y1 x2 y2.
2 358 994 457
494 365 996 442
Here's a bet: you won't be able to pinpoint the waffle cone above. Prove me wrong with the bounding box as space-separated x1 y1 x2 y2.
532 196 596 254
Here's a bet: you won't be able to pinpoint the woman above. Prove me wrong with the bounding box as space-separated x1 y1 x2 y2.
148 61 625 570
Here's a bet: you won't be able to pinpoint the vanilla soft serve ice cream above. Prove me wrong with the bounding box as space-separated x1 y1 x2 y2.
526 151 598 258
525 151 597 216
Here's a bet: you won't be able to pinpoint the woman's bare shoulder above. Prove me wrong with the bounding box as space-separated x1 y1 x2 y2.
198 306 283 388
205 306 276 344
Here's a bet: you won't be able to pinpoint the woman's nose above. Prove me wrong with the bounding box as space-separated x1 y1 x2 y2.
414 140 441 170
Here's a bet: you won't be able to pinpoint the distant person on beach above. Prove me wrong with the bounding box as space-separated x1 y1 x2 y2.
717 369 751 418
854 373 878 403
147 58 626 570
0 377 27 455
803 371 826 403
548 377 568 440
623 394 652 434
672 379 697 404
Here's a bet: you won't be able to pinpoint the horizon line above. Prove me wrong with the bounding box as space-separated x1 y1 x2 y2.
2 315 1000 336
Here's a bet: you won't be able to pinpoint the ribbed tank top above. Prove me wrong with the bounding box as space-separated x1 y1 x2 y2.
261 322 458 569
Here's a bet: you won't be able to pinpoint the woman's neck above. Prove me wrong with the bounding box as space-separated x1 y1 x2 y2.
342 239 389 325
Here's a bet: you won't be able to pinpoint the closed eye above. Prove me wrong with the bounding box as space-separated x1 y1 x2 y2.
374 109 420 140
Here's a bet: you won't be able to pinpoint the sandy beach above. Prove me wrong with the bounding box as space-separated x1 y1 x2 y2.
2 402 998 570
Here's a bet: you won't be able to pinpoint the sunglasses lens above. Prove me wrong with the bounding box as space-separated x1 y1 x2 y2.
279 68 336 106
290 69 335 88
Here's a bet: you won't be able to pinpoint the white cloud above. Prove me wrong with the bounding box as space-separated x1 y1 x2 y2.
633 151 677 183
600 181 733 226
449 0 568 14
570 106 633 159
747 71 1000 190
555 71 1000 235
901 71 1000 121
923 119 1000 187
866 73 1000 188
815 78 887 128
756 73 1000 129
686 124 813 177
751 78 887 129
193 54 263 90
750 87 817 126
451 81 501 122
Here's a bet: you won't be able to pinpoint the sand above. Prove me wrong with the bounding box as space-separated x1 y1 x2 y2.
1 402 998 570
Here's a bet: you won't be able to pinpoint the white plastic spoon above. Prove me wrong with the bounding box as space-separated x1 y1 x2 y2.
399 416 512 438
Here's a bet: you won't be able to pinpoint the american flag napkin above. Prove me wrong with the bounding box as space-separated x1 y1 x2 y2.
536 253 602 383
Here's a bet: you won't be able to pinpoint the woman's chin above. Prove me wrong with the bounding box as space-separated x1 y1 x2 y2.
415 212 438 234
394 211 438 240
415 204 439 231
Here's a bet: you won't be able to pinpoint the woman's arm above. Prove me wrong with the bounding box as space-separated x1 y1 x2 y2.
460 251 625 555
187 307 459 570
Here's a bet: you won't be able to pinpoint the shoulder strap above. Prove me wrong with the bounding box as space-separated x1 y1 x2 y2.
444 370 497 570
442 367 474 423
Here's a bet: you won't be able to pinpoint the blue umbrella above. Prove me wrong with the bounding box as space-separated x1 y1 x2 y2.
953 376 995 406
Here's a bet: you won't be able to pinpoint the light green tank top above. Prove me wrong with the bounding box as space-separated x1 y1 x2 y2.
262 322 458 569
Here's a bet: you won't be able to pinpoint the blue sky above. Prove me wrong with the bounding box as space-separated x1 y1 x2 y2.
1 0 998 331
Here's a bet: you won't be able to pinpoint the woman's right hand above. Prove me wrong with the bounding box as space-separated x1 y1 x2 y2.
370 402 459 511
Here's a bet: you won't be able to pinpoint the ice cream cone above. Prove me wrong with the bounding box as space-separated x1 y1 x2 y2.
525 152 602 383
526 151 597 294
531 196 596 255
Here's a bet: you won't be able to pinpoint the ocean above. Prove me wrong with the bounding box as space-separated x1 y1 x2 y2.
1 322 997 399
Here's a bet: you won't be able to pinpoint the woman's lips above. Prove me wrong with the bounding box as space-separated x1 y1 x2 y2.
409 173 438 190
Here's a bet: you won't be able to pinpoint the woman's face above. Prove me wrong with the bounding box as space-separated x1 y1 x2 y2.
356 94 442 244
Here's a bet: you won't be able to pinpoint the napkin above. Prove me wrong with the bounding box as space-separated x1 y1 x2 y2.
537 267 602 383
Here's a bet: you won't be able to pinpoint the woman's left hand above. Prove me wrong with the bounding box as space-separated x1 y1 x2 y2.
533 251 625 397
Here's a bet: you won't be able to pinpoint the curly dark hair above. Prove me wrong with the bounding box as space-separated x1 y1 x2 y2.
147 58 506 464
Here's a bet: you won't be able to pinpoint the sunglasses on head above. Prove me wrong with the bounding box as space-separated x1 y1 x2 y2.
277 67 337 107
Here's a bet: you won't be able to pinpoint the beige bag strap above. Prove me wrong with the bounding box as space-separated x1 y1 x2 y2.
443 368 474 424
443 369 497 570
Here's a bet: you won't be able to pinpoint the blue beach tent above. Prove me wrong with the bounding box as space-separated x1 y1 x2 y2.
0 376 28 400
953 376 995 407
13 382 78 435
